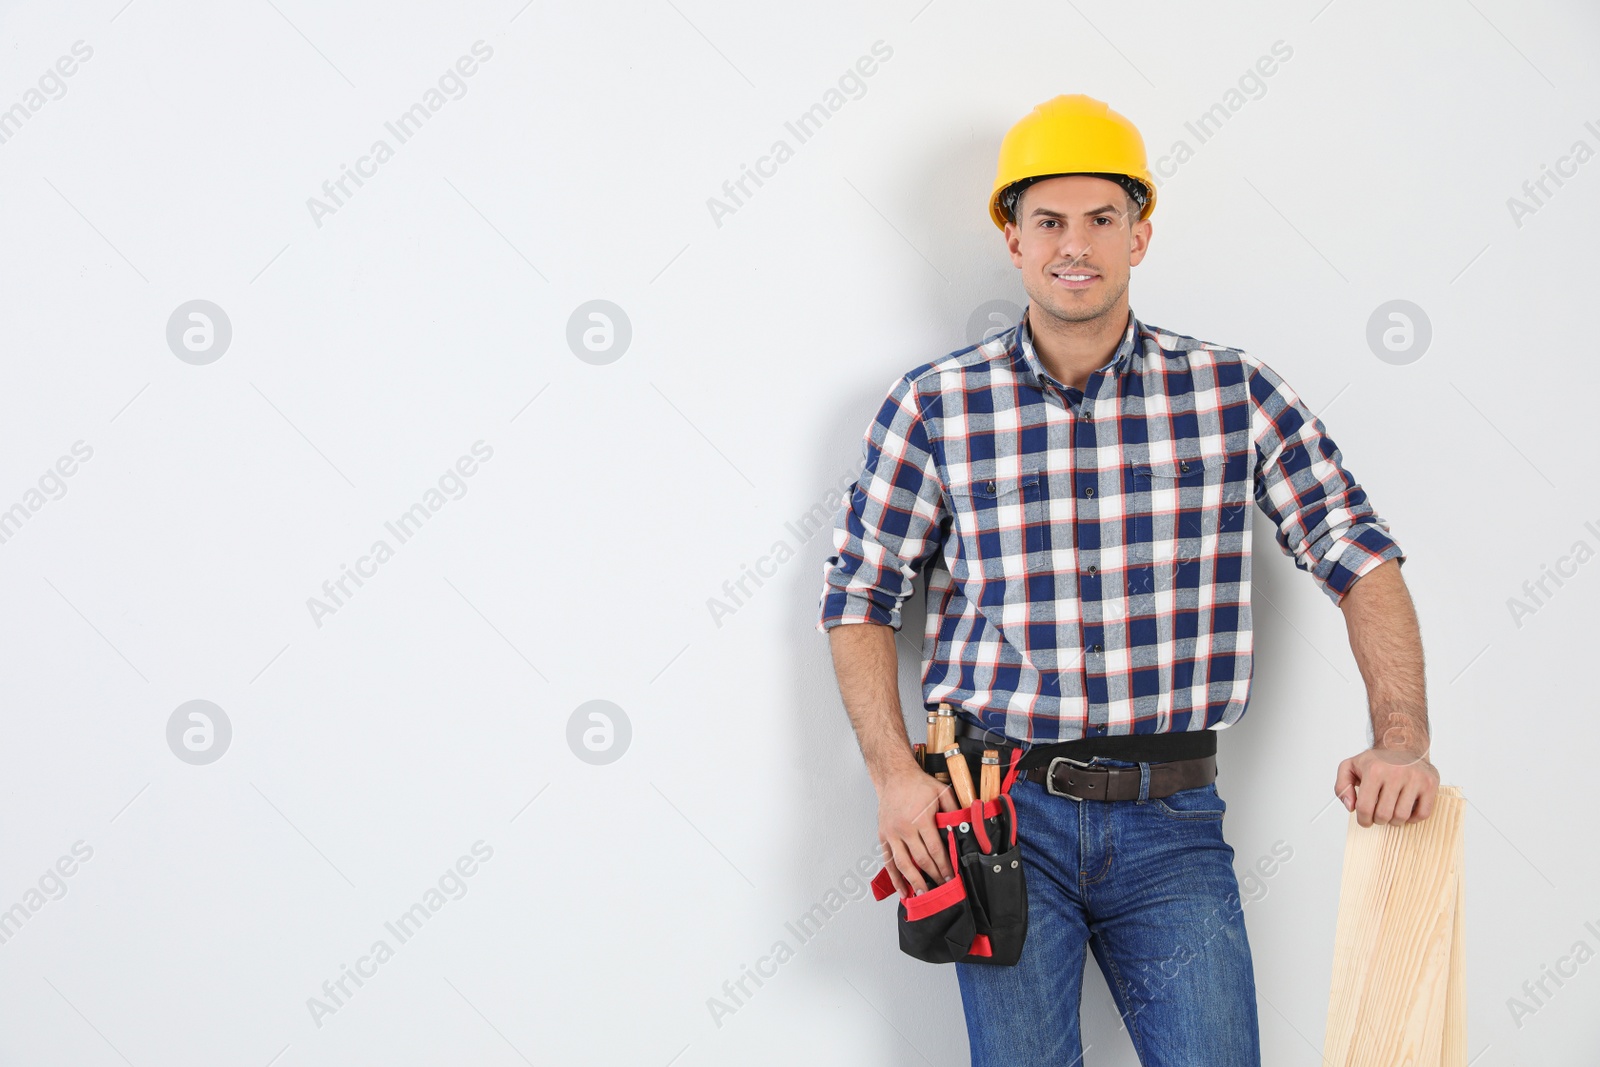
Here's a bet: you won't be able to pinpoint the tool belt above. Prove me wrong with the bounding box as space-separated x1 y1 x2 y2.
955 719 1218 802
869 746 1029 966
867 718 1222 966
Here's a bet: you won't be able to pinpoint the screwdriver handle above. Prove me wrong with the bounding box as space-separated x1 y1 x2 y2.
934 704 956 753
979 750 1001 802
944 745 977 807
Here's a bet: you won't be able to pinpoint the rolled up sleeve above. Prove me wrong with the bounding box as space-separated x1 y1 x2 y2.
1244 353 1405 606
817 373 947 632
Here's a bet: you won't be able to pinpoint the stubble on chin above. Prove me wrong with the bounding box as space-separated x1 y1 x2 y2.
1027 273 1126 326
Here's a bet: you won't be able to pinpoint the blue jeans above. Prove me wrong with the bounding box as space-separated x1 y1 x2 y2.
955 758 1261 1066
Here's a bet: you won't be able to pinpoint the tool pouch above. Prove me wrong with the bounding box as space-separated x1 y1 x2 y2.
868 747 1028 966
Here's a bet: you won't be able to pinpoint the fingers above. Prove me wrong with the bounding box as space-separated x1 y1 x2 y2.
1402 773 1443 822
1413 783 1437 822
1371 778 1400 826
918 822 955 882
1354 769 1380 828
1392 784 1419 824
1340 751 1445 826
878 771 964 896
1333 758 1358 812
886 837 929 896
894 819 951 891
881 848 909 897
908 791 955 879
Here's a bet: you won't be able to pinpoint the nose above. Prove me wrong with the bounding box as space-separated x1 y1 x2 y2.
1056 220 1094 262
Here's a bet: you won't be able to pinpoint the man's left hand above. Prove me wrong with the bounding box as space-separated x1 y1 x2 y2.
1334 747 1440 827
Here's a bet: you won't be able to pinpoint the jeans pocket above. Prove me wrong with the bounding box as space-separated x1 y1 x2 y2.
1153 782 1226 819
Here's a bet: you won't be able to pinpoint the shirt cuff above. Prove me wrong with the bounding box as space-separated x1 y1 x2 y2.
1316 525 1406 606
817 591 901 633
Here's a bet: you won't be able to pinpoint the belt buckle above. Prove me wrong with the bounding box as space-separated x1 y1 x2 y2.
1044 755 1096 801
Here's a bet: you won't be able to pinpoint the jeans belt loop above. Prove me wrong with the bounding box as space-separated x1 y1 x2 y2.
1138 761 1151 802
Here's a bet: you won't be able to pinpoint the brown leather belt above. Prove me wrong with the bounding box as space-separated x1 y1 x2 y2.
953 719 1217 802
1021 753 1217 802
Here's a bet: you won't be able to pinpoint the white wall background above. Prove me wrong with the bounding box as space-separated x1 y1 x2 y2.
1 0 1596 1063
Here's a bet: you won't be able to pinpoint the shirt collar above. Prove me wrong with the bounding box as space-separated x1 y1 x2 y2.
1013 305 1140 392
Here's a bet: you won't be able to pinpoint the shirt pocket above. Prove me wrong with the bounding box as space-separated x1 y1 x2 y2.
946 471 1044 580
1127 453 1228 580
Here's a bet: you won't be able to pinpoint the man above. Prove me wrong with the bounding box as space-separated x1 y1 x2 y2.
815 94 1439 1064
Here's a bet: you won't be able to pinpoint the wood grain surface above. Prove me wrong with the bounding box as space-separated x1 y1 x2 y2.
1322 785 1466 1066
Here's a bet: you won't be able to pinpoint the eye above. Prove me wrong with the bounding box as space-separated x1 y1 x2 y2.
1040 219 1058 229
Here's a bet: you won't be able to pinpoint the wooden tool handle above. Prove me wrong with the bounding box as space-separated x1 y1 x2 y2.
930 705 957 784
912 742 926 770
944 746 977 807
933 704 956 752
979 749 1001 802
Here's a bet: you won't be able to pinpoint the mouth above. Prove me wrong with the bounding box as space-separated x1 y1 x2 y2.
1050 268 1099 291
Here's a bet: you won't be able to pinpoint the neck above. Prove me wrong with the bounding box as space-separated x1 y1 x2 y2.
1026 301 1130 392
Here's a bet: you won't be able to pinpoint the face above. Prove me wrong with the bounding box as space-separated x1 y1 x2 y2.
1004 174 1152 327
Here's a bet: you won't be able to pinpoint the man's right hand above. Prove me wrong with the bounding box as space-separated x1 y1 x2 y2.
876 763 962 897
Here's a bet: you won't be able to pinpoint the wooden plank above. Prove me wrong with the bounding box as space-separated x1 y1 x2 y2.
1322 785 1465 1066
1441 842 1466 1067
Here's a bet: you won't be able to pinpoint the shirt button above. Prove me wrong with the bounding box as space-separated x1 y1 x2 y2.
1083 407 1093 421
1179 461 1191 473
1086 564 1098 575
1090 643 1104 653
1084 487 1095 498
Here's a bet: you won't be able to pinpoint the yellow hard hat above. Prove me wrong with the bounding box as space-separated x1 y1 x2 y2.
989 94 1157 231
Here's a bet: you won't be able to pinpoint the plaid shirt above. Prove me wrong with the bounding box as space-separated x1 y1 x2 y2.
816 306 1405 743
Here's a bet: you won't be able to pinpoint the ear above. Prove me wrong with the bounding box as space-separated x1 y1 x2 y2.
1127 218 1153 267
1004 221 1024 267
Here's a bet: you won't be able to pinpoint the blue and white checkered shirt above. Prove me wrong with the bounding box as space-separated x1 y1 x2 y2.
817 306 1405 744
